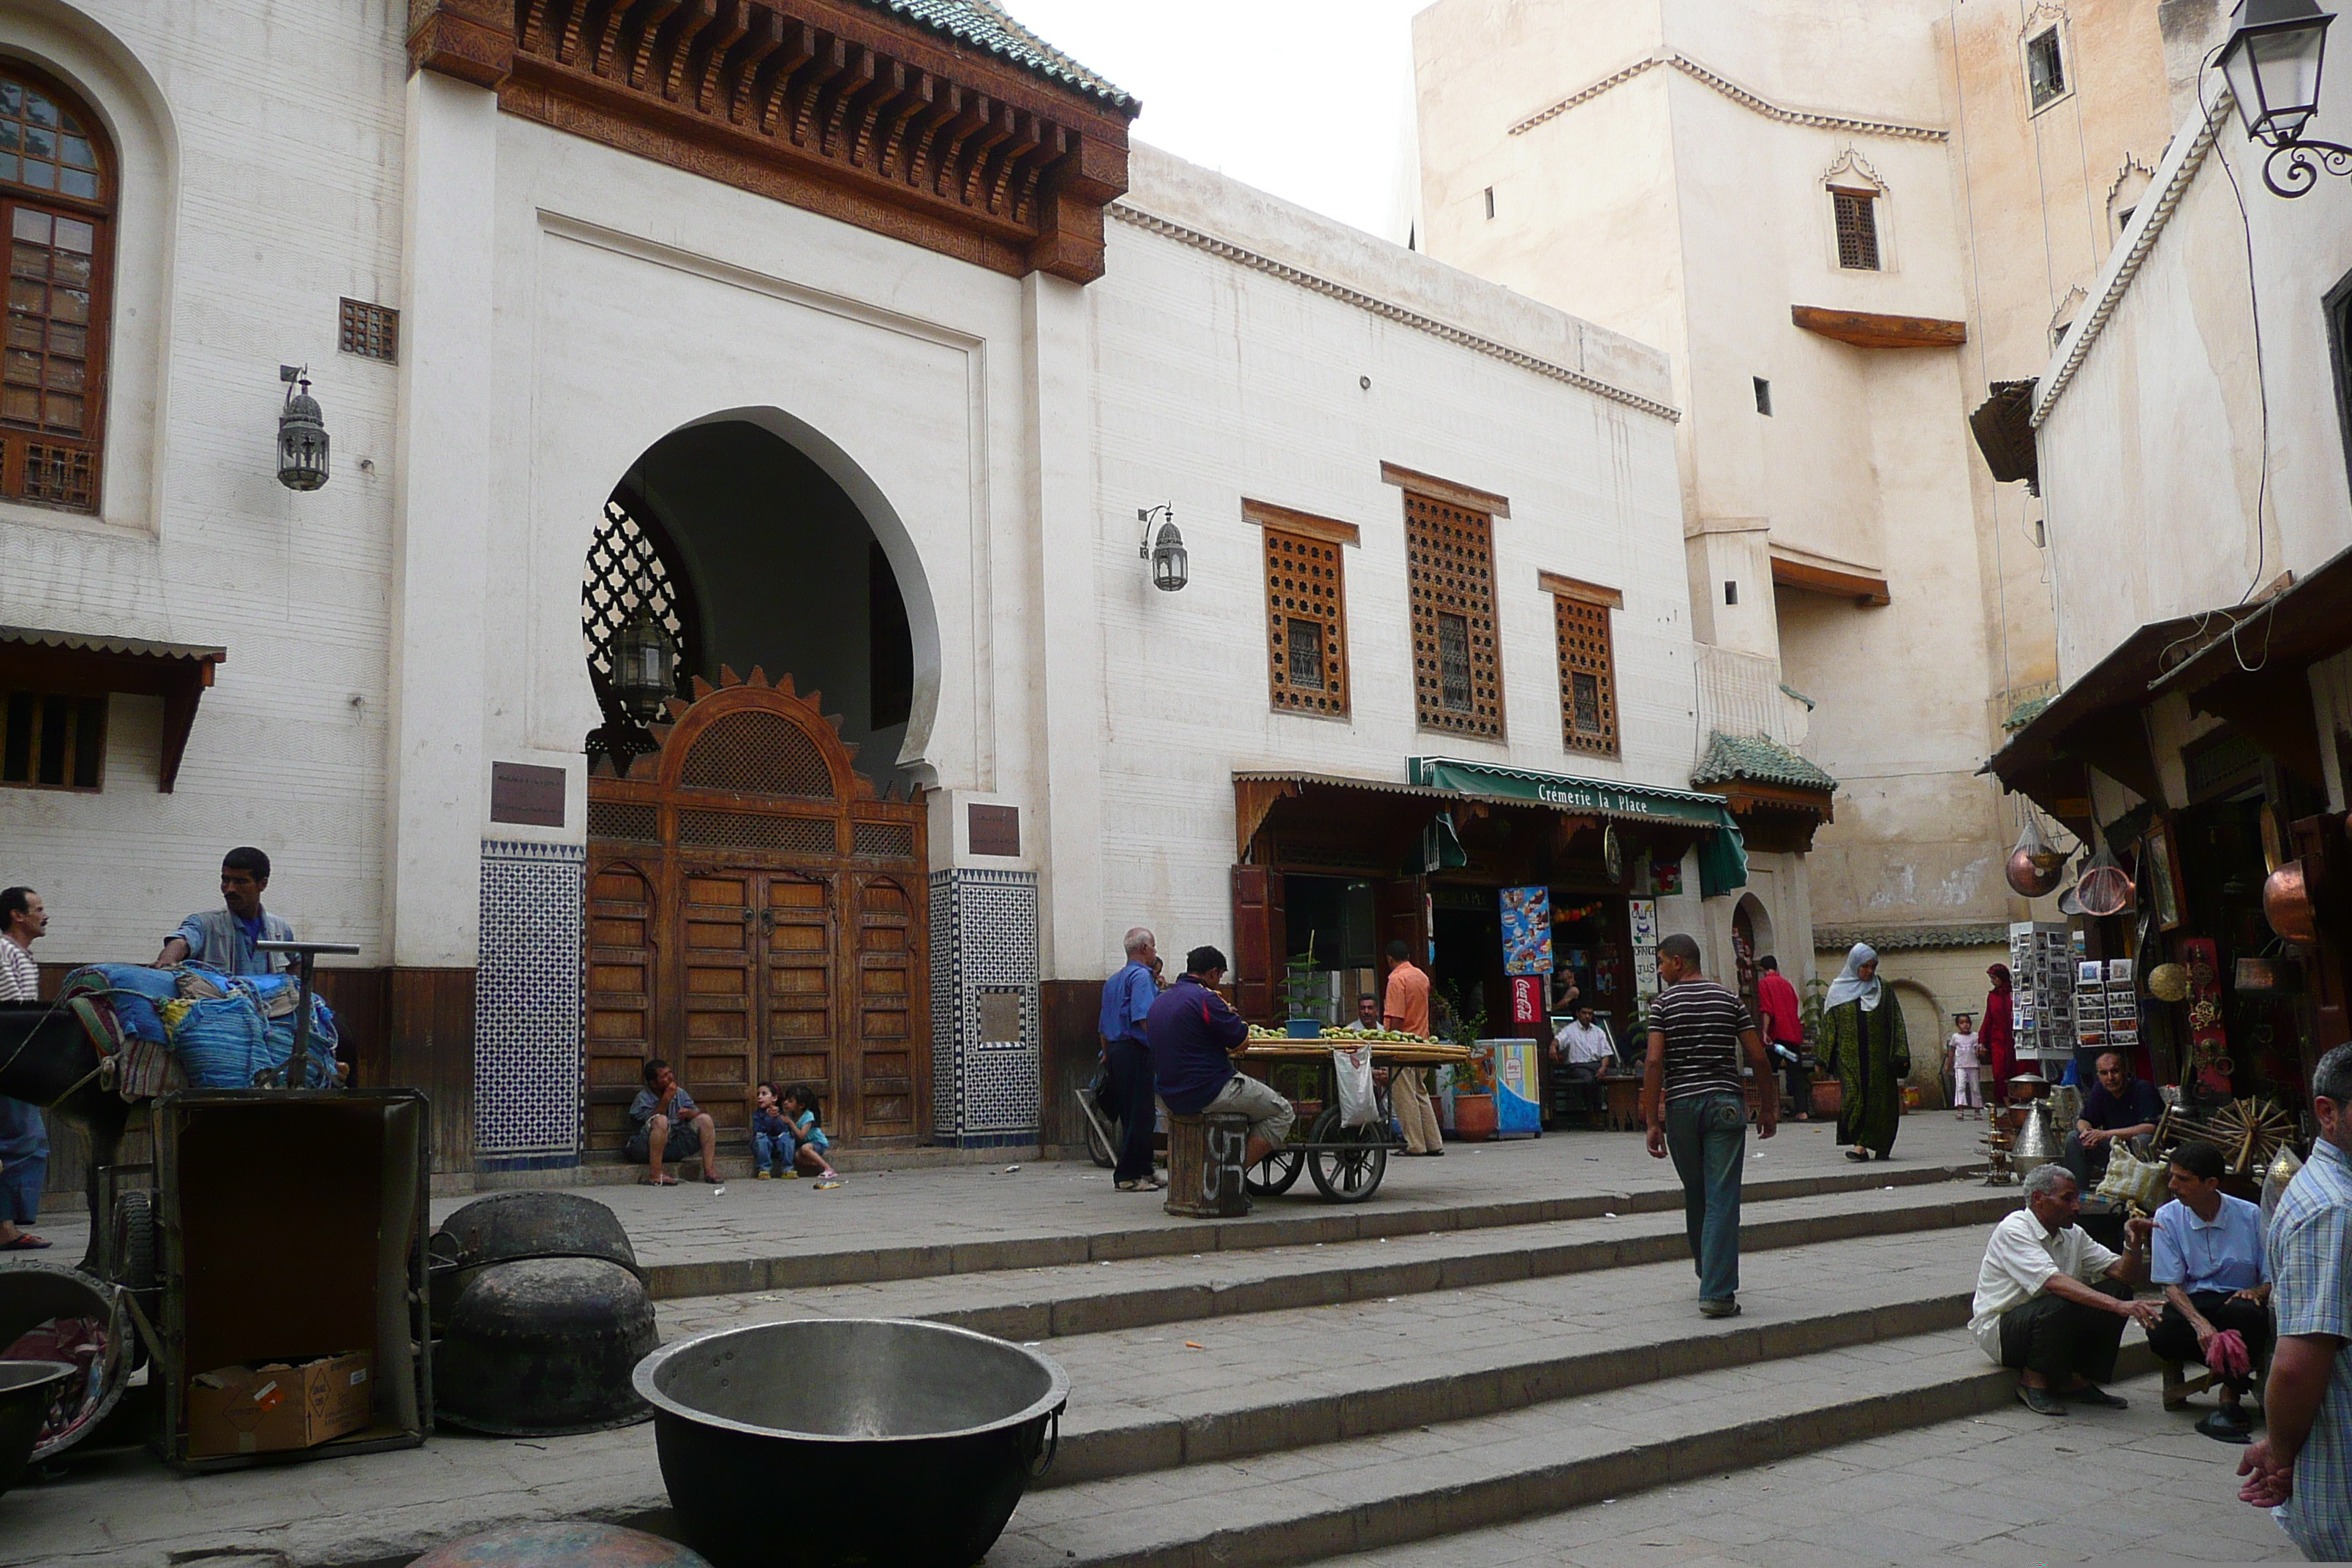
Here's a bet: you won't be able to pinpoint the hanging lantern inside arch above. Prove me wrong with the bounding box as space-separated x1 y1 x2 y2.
276 365 330 491
611 606 677 722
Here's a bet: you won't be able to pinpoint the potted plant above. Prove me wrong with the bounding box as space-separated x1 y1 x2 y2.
1281 935 1327 1039
1441 984 1497 1140
1801 974 1843 1120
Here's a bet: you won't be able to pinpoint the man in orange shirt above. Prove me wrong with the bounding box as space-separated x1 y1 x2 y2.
1383 940 1444 1156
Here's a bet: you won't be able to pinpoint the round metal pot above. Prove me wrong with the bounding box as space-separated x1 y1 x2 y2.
435 1257 657 1436
2264 860 2319 946
2005 847 2063 898
412 1522 712 1568
636 1319 1068 1568
0 1361 76 1498
0 1261 134 1464
430 1192 642 1330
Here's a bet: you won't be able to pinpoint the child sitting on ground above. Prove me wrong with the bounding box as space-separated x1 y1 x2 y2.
750 1082 796 1179
780 1084 845 1190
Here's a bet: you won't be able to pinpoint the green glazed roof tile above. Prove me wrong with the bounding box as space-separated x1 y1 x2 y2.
856 0 1134 108
2004 694 2052 731
1690 731 1839 794
1815 922 2011 953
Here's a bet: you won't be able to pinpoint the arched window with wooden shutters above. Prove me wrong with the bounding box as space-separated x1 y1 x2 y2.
0 66 112 513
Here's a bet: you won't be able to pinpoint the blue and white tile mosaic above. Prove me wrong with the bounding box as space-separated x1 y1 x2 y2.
929 868 1040 1147
475 840 584 1161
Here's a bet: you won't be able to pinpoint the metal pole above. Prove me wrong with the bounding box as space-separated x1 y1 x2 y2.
254 941 359 1090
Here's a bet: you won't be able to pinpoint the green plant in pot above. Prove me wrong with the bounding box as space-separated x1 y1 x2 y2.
1281 935 1327 1038
1440 982 1497 1139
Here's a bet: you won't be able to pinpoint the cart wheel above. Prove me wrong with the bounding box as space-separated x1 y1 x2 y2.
1246 1147 1305 1196
1306 1107 1387 1203
108 1188 157 1296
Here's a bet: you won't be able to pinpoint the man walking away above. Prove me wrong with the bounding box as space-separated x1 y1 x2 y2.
1644 932 1774 1317
1098 927 1164 1191
1148 946 1294 1168
0 886 51 1251
156 847 295 974
1382 940 1444 1156
1754 955 1805 1119
2239 1041 2352 1560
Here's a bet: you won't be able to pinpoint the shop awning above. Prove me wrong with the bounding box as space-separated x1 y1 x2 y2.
0 625 227 791
1985 613 2212 831
1405 757 1739 829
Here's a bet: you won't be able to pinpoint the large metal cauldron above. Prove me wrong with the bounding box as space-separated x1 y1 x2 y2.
436 1257 657 1435
0 1360 76 1499
0 1262 135 1464
635 1319 1068 1568
429 1191 642 1330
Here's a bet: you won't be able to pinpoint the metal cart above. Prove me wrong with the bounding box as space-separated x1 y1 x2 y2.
1232 1039 1472 1205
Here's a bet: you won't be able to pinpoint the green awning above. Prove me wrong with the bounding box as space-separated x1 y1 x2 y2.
1407 757 1739 830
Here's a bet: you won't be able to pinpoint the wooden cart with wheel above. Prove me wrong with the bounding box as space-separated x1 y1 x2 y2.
1232 1038 1471 1205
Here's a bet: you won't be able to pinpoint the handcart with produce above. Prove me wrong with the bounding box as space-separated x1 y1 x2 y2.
1229 1027 1471 1204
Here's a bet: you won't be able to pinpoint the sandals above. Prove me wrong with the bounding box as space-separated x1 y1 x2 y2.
0 1234 51 1251
643 1173 679 1186
1844 1149 1870 1162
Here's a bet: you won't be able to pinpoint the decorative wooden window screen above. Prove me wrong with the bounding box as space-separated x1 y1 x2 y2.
339 298 398 362
0 69 110 513
1404 491 1503 739
1263 528 1349 717
1832 190 1879 271
1 689 105 789
1550 594 1619 758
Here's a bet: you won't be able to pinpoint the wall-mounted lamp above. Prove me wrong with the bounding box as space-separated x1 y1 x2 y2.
611 606 677 721
2219 0 2345 195
1138 503 1187 592
276 365 330 491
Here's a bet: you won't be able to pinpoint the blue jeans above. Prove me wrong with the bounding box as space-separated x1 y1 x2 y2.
1665 1092 1746 1303
753 1130 796 1174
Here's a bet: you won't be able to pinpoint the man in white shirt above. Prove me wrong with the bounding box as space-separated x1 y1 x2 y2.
0 886 52 1252
1552 1006 1614 1120
1971 1161 2160 1414
0 886 38 1001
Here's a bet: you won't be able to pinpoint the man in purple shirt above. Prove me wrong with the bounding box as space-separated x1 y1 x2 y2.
1146 946 1293 1167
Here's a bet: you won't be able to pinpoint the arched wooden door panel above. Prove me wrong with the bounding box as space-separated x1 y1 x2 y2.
586 670 929 1149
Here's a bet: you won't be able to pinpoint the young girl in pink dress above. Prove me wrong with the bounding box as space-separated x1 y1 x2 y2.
1946 1013 1985 1118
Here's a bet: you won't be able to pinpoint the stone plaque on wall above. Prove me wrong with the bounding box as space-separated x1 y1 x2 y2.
978 990 1023 1044
968 803 1020 857
490 762 566 828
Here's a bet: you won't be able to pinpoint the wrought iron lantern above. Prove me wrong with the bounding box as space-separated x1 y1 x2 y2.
1138 503 1187 592
2219 0 2348 195
276 365 330 491
611 606 676 721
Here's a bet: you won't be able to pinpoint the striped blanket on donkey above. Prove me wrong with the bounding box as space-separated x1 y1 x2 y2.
59 963 340 1096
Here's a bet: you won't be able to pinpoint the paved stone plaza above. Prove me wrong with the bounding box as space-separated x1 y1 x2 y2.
0 1120 2310 1567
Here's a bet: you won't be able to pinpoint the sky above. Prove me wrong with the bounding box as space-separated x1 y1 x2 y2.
996 0 1432 241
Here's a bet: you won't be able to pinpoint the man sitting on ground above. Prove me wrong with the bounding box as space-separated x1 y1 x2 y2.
2133 1139 2272 1442
627 1058 720 1186
1972 1162 2160 1414
1147 945 1294 1168
2065 1049 2163 1187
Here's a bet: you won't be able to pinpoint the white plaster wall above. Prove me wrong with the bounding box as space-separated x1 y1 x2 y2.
0 1 404 964
2035 102 2352 685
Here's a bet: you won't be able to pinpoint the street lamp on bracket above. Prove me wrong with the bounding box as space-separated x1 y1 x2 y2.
1138 503 1187 592
2219 0 2346 196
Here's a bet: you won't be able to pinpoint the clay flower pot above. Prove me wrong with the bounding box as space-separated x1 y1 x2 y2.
1452 1092 1497 1142
1809 1077 1843 1121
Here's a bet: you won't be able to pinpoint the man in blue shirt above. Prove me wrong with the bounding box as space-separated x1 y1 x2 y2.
1097 927 1162 1192
1146 946 1293 1169
2136 1139 2271 1441
154 846 295 974
2064 1050 2163 1186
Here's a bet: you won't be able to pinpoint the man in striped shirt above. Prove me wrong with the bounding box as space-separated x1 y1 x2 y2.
1644 932 1774 1317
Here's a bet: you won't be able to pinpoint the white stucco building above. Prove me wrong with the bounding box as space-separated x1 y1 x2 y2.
1 0 1787 1176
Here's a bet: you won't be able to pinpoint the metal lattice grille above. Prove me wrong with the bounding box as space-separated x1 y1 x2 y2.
1264 529 1349 717
582 496 689 687
677 808 835 853
1553 595 1619 758
679 710 833 796
586 800 659 841
339 298 398 362
1404 492 1503 739
20 441 90 507
1833 190 1880 271
852 821 916 860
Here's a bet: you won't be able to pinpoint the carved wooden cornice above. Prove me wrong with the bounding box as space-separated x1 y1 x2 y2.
407 0 1134 282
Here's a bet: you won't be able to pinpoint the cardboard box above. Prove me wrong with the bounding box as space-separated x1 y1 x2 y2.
188 1352 372 1458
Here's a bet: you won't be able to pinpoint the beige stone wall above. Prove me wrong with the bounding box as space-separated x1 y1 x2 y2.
1817 941 2010 1107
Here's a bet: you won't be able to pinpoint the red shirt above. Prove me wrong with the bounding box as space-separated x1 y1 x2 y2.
1756 969 1802 1044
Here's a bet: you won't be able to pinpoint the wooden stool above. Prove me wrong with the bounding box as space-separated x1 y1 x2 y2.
1165 1111 1252 1218
2161 1359 2220 1410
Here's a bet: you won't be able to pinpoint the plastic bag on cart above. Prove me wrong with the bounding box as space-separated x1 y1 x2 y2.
1332 1044 1382 1128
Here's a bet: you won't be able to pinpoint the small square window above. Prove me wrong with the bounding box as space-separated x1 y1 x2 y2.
2027 29 2066 110
1437 613 1473 712
339 298 399 362
1483 186 1496 220
1287 617 1324 691
1753 377 1773 416
1 688 105 790
1833 190 1880 271
1725 581 1739 606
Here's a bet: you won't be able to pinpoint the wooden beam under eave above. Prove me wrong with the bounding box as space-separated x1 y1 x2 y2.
409 0 518 86
1791 305 1967 350
1235 777 1301 861
1770 555 1891 606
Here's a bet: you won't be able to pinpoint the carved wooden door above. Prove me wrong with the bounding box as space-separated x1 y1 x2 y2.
585 670 928 1151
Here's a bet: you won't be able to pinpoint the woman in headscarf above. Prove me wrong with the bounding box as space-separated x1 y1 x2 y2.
1980 963 2016 1091
1817 943 1910 1161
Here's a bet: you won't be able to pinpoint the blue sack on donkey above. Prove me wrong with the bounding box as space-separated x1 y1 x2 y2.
165 981 339 1089
57 963 180 1043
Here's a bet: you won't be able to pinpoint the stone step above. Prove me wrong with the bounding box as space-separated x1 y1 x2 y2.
639 1160 1979 1298
985 1328 2161 1568
656 1179 2016 1342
